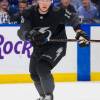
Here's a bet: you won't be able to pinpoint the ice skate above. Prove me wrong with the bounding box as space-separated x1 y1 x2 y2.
44 94 53 100
37 96 45 100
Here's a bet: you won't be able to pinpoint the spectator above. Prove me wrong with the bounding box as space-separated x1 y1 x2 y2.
70 0 82 11
10 0 28 24
91 0 100 22
60 0 76 13
8 0 18 5
27 0 32 4
9 4 19 15
0 0 10 24
8 0 19 15
32 0 37 6
18 0 28 13
78 0 98 24
53 0 60 7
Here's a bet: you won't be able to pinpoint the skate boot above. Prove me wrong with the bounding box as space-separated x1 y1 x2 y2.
37 96 45 100
44 94 53 100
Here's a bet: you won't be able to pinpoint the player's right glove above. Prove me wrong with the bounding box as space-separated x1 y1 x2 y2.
17 29 52 46
17 29 31 41
75 30 89 47
30 29 51 46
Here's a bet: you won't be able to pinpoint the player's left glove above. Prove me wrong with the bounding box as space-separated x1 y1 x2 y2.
75 30 89 47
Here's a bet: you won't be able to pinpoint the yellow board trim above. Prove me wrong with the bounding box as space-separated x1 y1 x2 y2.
91 72 100 81
0 73 77 84
0 72 100 84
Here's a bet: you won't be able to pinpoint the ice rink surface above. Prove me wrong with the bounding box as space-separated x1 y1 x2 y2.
0 82 100 100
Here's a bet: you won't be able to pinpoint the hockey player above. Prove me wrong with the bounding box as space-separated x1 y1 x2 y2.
17 0 89 100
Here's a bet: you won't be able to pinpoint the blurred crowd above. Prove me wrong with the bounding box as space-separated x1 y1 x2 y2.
54 0 100 24
0 0 100 24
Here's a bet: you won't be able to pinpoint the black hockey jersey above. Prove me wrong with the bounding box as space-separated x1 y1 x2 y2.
20 5 80 45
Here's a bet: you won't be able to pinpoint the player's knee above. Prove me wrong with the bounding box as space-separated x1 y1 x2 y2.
30 73 40 82
39 71 52 81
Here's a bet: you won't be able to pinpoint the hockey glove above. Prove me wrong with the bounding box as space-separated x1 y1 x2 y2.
30 29 52 46
75 30 89 47
17 29 31 41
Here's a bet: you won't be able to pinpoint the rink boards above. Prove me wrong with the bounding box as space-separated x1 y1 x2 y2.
0 24 100 83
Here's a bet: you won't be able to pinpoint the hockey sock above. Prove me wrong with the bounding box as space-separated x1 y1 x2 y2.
40 73 55 95
34 81 45 97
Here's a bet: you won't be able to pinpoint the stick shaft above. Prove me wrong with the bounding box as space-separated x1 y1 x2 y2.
50 39 100 43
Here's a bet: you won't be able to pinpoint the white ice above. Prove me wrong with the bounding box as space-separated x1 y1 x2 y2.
0 82 100 100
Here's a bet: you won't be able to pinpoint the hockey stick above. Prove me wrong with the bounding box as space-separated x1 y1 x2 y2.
49 39 100 43
31 27 100 43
